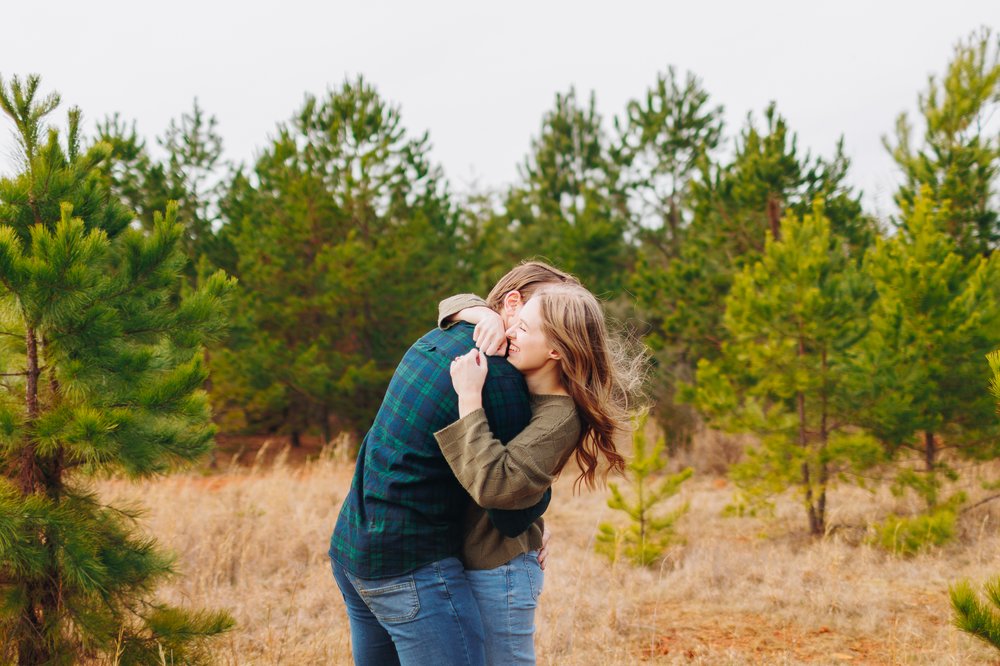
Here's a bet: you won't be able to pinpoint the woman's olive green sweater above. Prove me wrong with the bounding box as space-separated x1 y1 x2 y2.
435 293 580 570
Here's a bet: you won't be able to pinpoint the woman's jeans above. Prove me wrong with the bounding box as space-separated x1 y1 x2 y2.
332 556 486 666
465 551 544 666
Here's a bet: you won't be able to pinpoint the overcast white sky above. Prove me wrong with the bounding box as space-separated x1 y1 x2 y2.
3 1 999 217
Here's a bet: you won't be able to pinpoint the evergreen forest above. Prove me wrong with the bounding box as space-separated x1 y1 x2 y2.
1 24 1000 664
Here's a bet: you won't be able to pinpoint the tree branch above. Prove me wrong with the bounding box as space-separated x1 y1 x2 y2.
960 494 1000 515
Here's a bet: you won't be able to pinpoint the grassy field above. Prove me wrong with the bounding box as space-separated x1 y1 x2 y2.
93 440 1000 665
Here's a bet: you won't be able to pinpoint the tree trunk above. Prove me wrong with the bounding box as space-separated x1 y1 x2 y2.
668 196 680 255
799 391 822 535
817 348 828 534
18 327 55 665
766 193 782 241
321 403 332 446
44 339 64 500
924 431 936 472
817 482 827 534
17 621 49 666
797 331 822 535
20 328 42 495
802 461 822 536
203 347 213 394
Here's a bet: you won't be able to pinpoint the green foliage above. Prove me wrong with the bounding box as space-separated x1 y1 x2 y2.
631 99 876 451
950 352 1000 649
643 102 873 361
211 76 467 440
890 466 959 509
849 190 1000 481
850 119 1000 548
95 99 230 282
616 66 724 253
117 606 236 666
595 412 692 566
871 494 964 556
886 27 1000 258
951 577 1000 650
0 74 234 664
486 88 631 297
990 349 1000 410
614 68 723 449
692 202 881 534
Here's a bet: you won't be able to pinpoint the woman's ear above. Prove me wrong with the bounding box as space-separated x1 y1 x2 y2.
503 290 523 316
548 349 561 361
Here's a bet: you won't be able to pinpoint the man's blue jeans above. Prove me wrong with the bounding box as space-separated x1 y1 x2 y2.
465 551 544 666
332 556 486 666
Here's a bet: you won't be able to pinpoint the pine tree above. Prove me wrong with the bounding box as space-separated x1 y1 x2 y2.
212 76 464 442
0 75 235 664
949 351 1000 649
692 201 881 535
95 99 229 281
851 190 1000 506
449 186 511 297
616 67 724 255
494 88 631 297
632 104 877 456
645 103 875 368
595 412 692 566
157 100 228 277
885 27 1000 258
615 67 723 449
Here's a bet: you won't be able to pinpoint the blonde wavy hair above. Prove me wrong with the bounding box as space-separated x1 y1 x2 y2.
533 284 647 490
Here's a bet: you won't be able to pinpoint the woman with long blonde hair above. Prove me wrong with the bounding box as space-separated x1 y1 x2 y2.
435 282 643 665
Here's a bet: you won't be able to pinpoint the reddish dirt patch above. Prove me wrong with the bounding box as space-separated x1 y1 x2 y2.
636 612 896 664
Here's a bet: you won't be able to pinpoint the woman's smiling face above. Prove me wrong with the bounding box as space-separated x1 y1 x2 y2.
504 297 558 372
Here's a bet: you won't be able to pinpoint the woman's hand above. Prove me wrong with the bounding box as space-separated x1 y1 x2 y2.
538 525 552 570
472 310 508 356
450 348 488 417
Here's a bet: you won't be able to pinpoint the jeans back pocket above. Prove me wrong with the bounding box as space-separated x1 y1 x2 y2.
354 574 421 624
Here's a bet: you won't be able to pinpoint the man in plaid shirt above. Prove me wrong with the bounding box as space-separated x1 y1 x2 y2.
329 262 578 665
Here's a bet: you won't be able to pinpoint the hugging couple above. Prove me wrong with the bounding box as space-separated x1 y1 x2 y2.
329 261 638 665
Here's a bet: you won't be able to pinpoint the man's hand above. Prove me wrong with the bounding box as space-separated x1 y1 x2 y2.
538 525 552 571
450 348 488 417
472 309 508 356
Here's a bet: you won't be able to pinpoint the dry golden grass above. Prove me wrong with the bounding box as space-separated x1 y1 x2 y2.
91 443 1000 665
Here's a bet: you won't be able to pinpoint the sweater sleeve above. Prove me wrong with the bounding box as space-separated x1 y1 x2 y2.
435 401 579 510
438 294 489 329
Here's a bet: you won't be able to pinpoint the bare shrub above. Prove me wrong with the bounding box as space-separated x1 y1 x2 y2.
678 426 748 476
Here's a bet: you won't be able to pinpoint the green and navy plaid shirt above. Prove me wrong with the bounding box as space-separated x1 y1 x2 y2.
329 324 534 579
